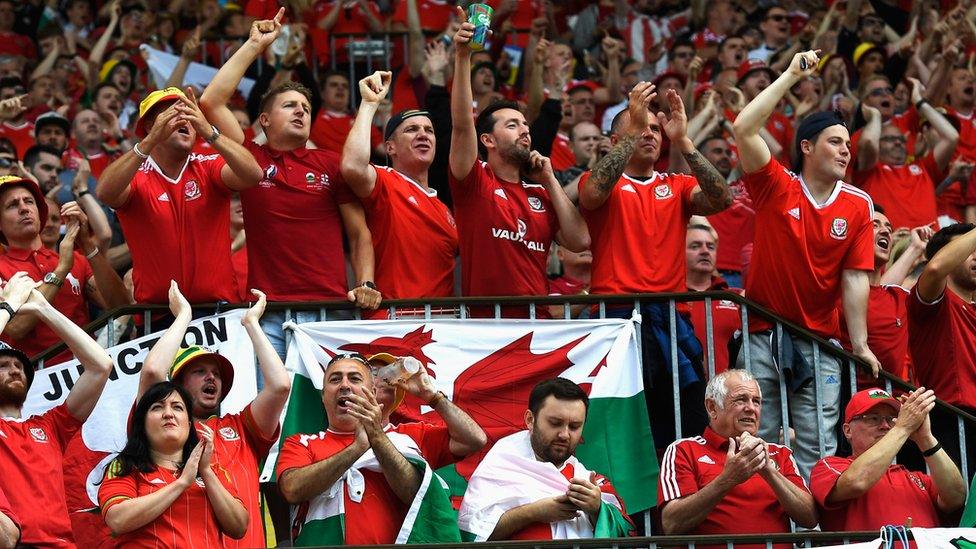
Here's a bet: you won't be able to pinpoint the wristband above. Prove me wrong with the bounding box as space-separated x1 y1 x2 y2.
0 302 16 319
921 441 942 457
132 142 149 159
915 99 928 111
76 189 90 198
86 247 99 260
427 391 447 407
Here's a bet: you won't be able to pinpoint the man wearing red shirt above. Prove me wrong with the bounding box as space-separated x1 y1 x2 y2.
839 209 931 388
810 388 965 531
0 1 35 59
67 109 118 180
458 378 632 541
201 10 381 358
0 78 33 158
700 135 752 288
0 178 128 359
908 222 976 477
685 223 742 377
277 354 458 545
97 87 263 304
449 9 589 315
0 276 113 549
578 83 732 447
658 370 816 544
732 50 880 478
341 72 458 301
309 71 383 154
854 82 957 230
134 283 291 549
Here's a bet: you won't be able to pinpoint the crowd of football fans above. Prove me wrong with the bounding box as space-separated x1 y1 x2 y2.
0 0 974 546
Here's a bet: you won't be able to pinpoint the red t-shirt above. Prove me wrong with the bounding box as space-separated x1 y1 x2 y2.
765 111 794 167
361 167 458 299
549 133 576 172
809 456 940 531
116 153 238 304
98 462 241 548
243 142 356 301
0 404 81 548
0 247 92 360
707 179 754 273
0 121 34 158
449 160 557 298
907 285 976 409
850 109 922 182
839 285 911 386
688 279 742 375
658 427 808 548
548 274 586 296
244 0 281 19
579 171 697 294
0 31 36 58
206 405 279 549
0 486 18 540
854 155 940 230
231 246 248 302
742 158 874 338
276 429 408 545
309 110 383 155
64 149 114 180
390 0 453 31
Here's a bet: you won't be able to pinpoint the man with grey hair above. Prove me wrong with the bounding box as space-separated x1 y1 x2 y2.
658 369 817 538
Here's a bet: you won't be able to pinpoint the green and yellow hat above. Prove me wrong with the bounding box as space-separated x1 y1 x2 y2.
169 345 235 401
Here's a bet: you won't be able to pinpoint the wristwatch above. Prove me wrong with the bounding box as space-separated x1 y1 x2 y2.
43 272 64 288
0 302 15 318
204 125 221 145
360 281 378 291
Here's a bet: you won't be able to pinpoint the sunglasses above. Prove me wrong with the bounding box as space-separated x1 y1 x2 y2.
868 87 893 97
326 352 368 368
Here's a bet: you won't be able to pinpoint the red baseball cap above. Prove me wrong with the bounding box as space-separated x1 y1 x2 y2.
844 388 901 424
652 71 687 89
737 59 775 85
563 79 599 95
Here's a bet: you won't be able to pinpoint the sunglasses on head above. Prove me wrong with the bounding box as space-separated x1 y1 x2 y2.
326 352 368 368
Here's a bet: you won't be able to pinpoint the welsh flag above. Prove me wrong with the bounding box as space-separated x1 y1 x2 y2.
262 318 658 532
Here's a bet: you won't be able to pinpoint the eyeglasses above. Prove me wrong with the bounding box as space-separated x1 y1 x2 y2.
766 14 788 22
868 87 894 97
879 135 906 144
852 414 897 426
326 352 368 368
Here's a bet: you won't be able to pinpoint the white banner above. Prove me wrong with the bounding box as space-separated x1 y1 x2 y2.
912 527 976 548
23 310 256 505
141 44 256 97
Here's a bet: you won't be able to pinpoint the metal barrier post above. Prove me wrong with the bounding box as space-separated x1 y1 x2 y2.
960 416 970 482
669 299 682 439
740 304 751 373
704 297 715 379
813 342 826 458
848 360 856 395
529 302 536 320
776 323 790 449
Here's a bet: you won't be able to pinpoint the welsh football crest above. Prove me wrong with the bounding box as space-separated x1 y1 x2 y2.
654 184 673 200
527 196 545 212
183 180 201 201
830 217 848 240
219 426 240 441
29 427 48 443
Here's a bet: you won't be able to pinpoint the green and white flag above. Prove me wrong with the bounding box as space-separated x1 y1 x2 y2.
262 318 658 516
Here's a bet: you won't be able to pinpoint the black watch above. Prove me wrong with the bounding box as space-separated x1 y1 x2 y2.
360 281 378 291
0 302 15 318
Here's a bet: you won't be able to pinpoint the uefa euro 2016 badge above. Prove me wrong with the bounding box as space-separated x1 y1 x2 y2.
830 217 848 240
184 179 202 201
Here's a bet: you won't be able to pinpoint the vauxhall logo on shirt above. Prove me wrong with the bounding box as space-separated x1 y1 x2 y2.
491 218 547 252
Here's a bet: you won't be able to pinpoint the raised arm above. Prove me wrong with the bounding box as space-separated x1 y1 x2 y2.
20 289 112 422
880 226 932 286
855 104 882 173
733 51 820 174
96 105 180 207
347 390 420 504
200 8 285 144
87 0 121 91
917 224 976 302
912 78 959 172
241 290 291 439
278 437 369 504
449 6 478 181
579 82 656 211
196 425 248 538
525 151 590 252
138 281 192 398
164 29 201 89
399 367 487 457
340 72 390 198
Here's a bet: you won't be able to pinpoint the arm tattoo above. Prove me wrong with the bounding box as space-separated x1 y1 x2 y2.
588 135 638 196
683 149 733 215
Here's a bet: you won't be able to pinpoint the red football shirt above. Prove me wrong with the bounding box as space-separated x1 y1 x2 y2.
116 153 238 304
839 285 911 386
207 405 279 549
947 107 976 163
0 404 81 548
390 0 453 31
99 462 241 549
361 167 457 299
854 155 940 230
707 179 755 273
0 247 92 359
65 149 114 180
0 31 36 58
907 285 976 409
766 111 794 166
449 160 557 299
309 110 382 155
579 171 697 294
688 279 742 375
0 121 34 158
243 142 356 301
549 133 576 172
810 456 940 531
276 429 408 545
742 158 874 338
659 427 807 549
390 421 456 470
0 486 18 539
